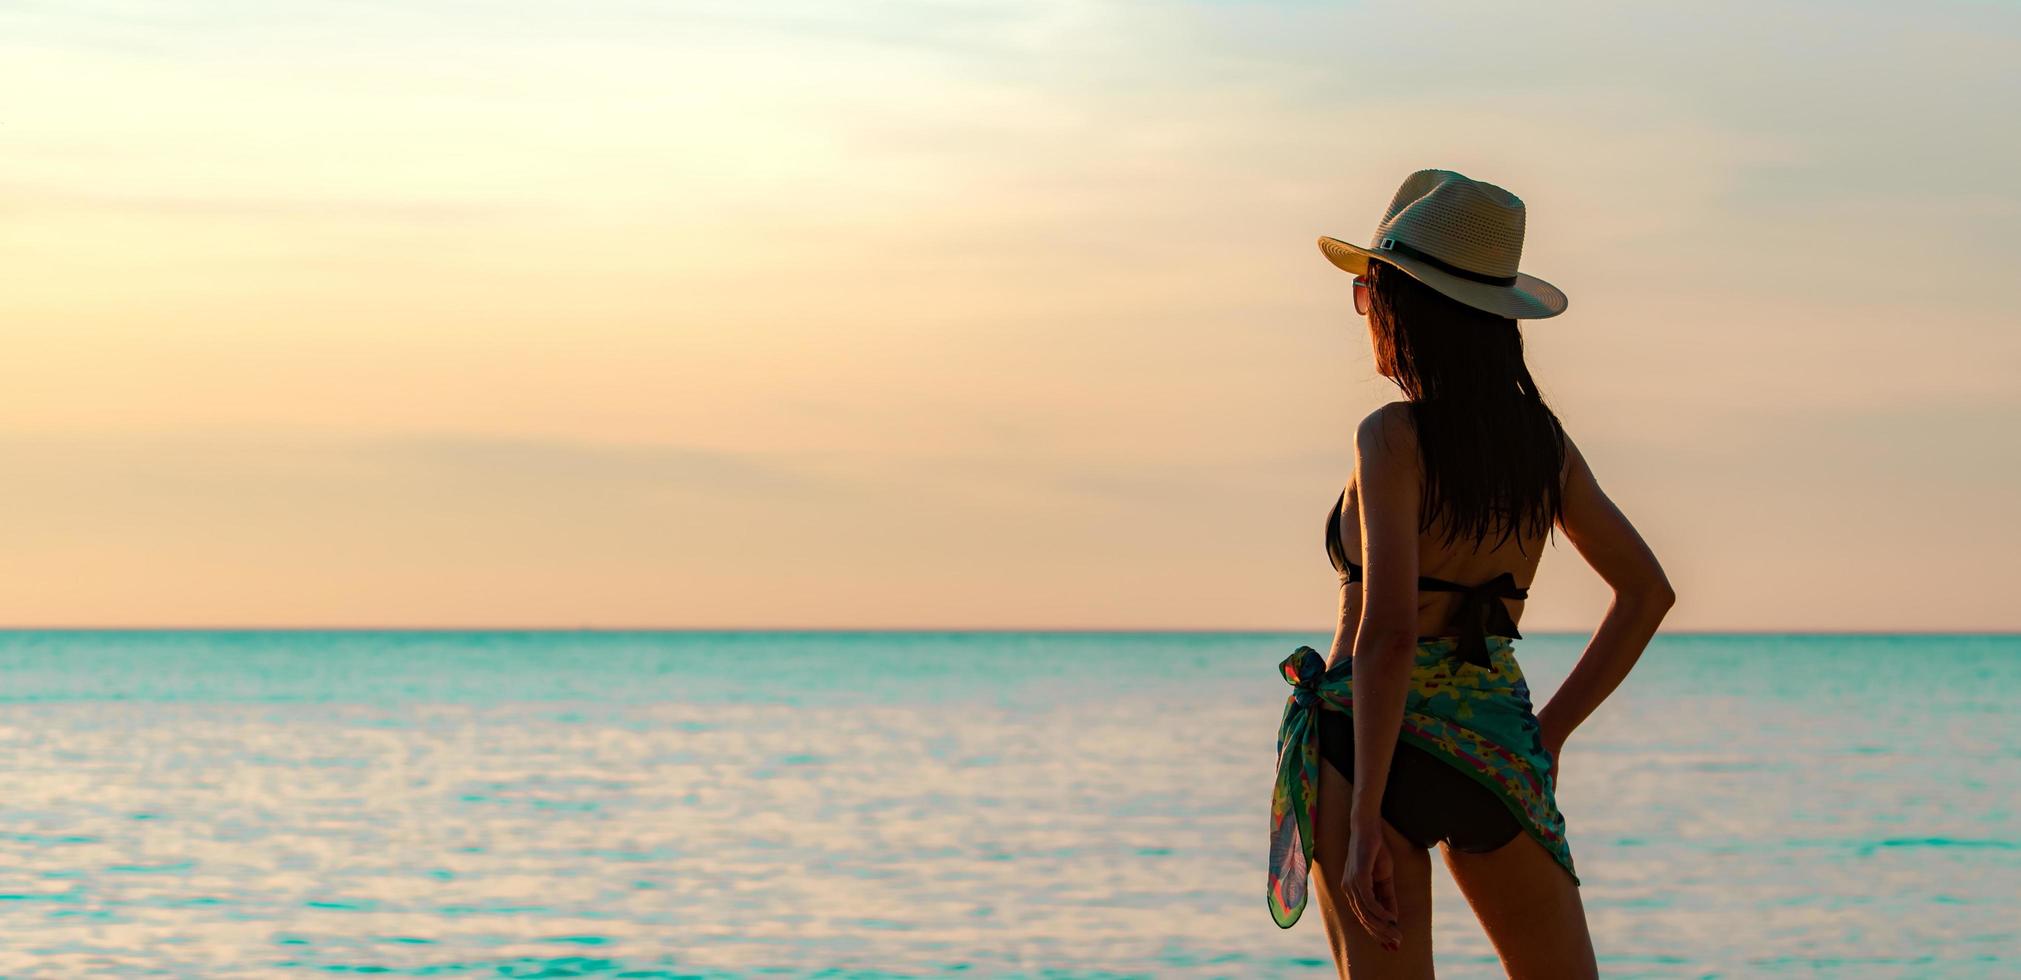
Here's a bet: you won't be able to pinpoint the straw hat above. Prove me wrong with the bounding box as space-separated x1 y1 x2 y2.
1318 169 1567 319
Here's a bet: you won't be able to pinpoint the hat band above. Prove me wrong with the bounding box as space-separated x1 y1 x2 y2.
1379 238 1519 287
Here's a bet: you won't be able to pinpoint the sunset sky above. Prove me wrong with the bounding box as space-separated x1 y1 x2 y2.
2 1 2016 629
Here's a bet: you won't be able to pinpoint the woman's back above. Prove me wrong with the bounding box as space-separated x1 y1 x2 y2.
1327 411 1571 643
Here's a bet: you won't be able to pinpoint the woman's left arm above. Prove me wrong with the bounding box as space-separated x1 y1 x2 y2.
1342 403 1424 950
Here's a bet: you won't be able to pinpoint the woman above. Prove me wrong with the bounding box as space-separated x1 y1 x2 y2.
1266 170 1675 978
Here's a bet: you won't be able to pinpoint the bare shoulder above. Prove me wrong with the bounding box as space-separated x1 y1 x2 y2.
1353 400 1418 461
1556 423 1593 486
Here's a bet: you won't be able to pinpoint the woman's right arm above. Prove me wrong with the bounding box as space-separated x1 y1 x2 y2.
1536 434 1676 756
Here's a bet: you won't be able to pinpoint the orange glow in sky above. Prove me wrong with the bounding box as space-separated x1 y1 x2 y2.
2 1 2016 629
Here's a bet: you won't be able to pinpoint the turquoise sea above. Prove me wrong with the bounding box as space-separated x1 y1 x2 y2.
0 631 2013 978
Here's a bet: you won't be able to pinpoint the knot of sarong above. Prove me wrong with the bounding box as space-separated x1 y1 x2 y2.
1280 645 1327 707
1267 644 1332 928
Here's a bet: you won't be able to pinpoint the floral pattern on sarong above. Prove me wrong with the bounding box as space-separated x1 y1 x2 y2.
1268 637 1578 929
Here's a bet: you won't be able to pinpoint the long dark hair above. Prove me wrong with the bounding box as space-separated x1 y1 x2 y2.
1364 260 1566 552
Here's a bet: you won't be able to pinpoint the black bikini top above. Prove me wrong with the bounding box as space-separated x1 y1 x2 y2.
1325 488 1527 670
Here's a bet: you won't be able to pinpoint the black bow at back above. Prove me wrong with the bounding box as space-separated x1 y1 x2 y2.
1417 571 1527 670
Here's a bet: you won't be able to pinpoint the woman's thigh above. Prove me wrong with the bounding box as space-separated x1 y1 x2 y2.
1310 756 1435 979
1441 833 1598 980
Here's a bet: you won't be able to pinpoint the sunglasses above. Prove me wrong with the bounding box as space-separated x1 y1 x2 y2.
1352 274 1371 316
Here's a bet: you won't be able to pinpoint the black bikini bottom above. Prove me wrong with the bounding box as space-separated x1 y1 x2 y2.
1314 709 1523 853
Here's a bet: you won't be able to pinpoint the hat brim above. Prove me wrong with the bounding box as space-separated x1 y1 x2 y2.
1318 235 1567 320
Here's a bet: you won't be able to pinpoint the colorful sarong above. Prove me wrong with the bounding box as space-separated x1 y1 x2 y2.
1267 637 1578 928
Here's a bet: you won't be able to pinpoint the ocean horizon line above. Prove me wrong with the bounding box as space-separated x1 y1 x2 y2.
0 626 2015 637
